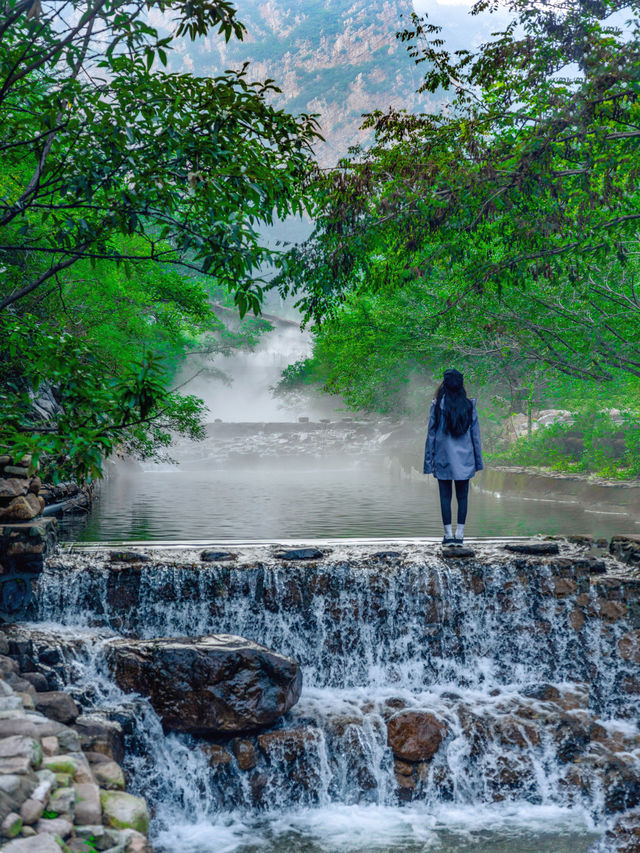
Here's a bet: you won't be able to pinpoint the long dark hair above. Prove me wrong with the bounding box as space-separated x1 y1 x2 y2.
434 369 473 437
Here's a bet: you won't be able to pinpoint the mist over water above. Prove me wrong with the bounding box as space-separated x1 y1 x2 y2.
59 319 640 543
182 323 321 423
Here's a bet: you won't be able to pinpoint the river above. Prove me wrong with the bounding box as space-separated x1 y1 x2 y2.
58 420 640 542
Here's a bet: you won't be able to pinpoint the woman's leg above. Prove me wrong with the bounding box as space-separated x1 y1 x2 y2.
454 479 470 539
437 479 453 537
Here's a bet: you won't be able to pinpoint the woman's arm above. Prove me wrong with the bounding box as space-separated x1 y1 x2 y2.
471 400 483 471
423 401 437 474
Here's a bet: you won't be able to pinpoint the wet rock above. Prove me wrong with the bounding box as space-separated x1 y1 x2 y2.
202 744 232 768
603 759 640 813
275 547 324 561
504 541 560 556
108 551 151 563
601 808 640 852
257 728 317 762
569 609 585 631
567 535 594 547
554 716 591 763
107 634 302 735
200 551 235 562
522 683 562 702
232 738 256 771
74 714 124 763
106 566 143 612
610 535 640 566
18 674 48 693
100 790 149 834
386 710 447 763
441 547 475 559
34 691 79 724
618 631 640 664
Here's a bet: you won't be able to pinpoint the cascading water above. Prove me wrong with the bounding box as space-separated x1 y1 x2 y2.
28 543 640 852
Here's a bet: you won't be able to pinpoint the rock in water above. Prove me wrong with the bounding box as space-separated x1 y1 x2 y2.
387 710 448 762
200 550 235 562
504 541 560 556
106 634 302 735
275 548 324 561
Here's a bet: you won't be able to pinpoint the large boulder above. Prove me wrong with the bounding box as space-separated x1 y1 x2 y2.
106 634 302 735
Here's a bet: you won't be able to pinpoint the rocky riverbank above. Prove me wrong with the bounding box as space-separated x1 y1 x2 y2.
0 633 151 852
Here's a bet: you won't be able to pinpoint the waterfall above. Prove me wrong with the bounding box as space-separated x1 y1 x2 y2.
31 545 639 851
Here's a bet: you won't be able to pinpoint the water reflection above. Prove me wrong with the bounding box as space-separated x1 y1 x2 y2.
61 449 640 542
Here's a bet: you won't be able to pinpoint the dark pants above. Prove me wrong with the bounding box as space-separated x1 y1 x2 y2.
437 478 470 526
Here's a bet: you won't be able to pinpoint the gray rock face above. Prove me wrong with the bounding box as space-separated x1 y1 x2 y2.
33 691 79 725
2 835 61 852
107 634 302 735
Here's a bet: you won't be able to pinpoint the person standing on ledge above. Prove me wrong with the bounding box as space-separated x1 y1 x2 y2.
423 369 484 546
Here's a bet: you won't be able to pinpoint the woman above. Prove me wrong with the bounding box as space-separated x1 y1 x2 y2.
423 369 483 545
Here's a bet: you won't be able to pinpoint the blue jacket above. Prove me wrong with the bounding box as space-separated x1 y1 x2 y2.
423 397 483 480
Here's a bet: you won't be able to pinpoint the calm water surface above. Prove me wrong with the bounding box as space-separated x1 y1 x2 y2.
61 455 640 542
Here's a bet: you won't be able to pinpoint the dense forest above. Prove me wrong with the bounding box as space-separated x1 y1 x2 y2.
1 0 639 481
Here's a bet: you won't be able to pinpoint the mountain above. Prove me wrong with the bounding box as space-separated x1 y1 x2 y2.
166 0 512 163
170 0 428 164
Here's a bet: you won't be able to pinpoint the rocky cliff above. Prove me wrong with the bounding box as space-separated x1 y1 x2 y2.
170 0 426 163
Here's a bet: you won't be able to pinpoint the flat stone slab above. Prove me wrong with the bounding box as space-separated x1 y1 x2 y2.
504 541 560 556
274 548 324 561
108 551 151 563
2 835 62 852
200 550 236 562
441 547 476 559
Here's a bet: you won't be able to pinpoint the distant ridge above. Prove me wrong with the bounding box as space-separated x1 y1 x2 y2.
170 0 427 164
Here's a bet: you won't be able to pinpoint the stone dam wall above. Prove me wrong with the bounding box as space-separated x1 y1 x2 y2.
2 535 640 851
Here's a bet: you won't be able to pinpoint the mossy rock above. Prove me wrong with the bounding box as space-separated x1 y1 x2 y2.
43 754 77 776
100 790 149 834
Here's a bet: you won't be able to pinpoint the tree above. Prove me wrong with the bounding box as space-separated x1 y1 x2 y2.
274 0 640 385
1 0 320 317
0 0 320 478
